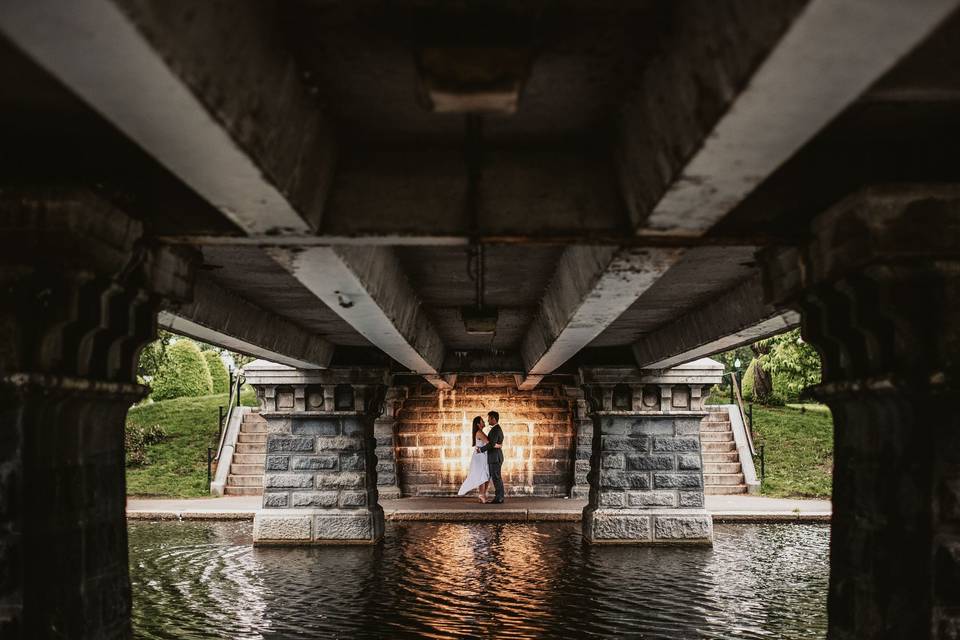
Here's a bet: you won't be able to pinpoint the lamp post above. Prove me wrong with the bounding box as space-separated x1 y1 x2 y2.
730 357 742 404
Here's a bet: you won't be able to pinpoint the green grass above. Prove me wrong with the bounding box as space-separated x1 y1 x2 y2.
751 404 834 499
125 388 258 497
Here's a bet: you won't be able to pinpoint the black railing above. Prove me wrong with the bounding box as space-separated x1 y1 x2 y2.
207 447 214 487
213 370 245 463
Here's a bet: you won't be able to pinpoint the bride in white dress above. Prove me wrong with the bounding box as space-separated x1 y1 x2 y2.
458 416 499 502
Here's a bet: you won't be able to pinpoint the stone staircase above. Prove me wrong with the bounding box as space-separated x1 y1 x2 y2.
224 411 267 496
700 408 747 495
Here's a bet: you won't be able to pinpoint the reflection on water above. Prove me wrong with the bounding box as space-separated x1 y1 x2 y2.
129 521 828 639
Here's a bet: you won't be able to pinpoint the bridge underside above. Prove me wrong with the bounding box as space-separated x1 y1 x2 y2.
2 1 960 637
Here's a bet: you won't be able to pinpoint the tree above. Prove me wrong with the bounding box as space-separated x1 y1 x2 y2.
749 341 776 404
150 339 214 400
137 329 175 379
759 329 822 402
204 350 230 394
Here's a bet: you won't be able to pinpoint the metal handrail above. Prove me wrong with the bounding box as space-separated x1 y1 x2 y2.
730 371 756 457
213 371 245 462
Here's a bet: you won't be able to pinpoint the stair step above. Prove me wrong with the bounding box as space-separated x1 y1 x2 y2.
224 486 263 496
236 443 266 454
242 413 266 423
238 432 267 443
705 485 748 495
230 463 264 475
241 422 268 433
702 441 736 453
704 473 746 486
704 462 742 474
706 412 729 420
700 431 734 442
700 421 731 432
227 474 262 487
233 453 265 464
702 452 740 463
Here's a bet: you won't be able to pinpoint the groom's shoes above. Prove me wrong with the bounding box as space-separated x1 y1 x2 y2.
492 498 505 504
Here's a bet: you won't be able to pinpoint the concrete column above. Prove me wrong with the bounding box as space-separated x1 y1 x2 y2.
245 361 389 544
761 187 960 639
374 386 405 500
0 194 193 638
580 360 722 544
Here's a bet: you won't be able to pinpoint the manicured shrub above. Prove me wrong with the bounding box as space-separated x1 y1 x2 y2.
150 339 213 401
741 360 755 402
125 423 166 466
204 350 230 394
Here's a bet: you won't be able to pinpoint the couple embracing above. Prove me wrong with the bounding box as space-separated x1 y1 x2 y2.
457 410 505 504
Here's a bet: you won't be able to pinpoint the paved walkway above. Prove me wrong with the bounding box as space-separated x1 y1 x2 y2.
127 494 831 523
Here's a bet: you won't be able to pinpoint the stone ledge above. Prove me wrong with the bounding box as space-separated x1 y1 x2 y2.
253 508 384 545
584 508 713 545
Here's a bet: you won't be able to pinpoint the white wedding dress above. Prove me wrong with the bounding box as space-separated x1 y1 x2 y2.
457 435 491 495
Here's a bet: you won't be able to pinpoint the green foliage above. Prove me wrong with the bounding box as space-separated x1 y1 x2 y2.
741 361 754 401
204 351 230 394
757 329 822 402
753 404 833 499
125 423 167 466
126 389 259 497
150 339 213 401
137 330 175 378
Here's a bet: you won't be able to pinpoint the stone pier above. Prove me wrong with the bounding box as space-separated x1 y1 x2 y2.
580 359 723 544
762 188 960 638
245 361 388 544
0 194 193 637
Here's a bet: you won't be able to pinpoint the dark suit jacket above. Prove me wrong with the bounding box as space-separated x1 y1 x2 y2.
480 424 504 464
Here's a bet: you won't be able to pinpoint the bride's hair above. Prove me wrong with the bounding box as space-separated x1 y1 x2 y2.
471 415 484 437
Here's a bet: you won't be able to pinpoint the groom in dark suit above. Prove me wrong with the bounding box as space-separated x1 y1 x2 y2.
478 410 505 503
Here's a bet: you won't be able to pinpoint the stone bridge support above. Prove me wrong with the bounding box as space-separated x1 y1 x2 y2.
0 193 194 638
579 360 722 544
763 187 960 639
244 361 389 544
373 386 405 501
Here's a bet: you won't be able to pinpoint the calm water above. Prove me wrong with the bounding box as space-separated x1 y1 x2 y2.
129 521 828 639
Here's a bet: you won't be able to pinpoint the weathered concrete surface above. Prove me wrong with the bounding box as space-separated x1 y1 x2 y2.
0 0 334 236
617 0 806 231
640 0 959 236
269 246 447 384
632 275 800 370
521 247 683 385
160 275 334 369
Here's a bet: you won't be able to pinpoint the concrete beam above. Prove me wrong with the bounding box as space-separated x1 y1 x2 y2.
268 246 448 386
0 0 335 235
631 0 960 236
158 276 334 370
632 275 800 371
520 247 684 388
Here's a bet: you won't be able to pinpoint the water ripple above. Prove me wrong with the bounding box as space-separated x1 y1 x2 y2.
129 521 829 639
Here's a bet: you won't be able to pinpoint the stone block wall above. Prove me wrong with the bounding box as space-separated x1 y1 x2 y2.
260 414 376 513
246 363 388 544
395 374 576 496
591 412 706 509
565 384 595 499
373 387 405 500
580 360 722 544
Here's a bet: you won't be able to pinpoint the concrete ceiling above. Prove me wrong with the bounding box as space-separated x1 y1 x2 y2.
2 0 958 384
